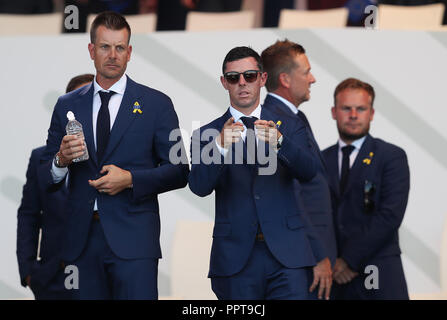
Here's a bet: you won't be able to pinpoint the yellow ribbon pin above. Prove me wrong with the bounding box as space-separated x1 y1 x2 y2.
133 101 142 114
276 120 282 128
363 152 374 165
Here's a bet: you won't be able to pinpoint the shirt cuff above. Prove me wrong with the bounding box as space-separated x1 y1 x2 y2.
51 160 68 183
215 139 229 157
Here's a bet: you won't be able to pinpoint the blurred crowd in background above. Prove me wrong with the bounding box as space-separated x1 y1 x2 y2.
1 0 446 32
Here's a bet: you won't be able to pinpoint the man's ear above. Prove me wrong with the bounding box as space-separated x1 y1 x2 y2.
220 76 228 90
127 45 132 62
278 72 290 89
331 106 337 120
260 72 267 87
88 43 95 60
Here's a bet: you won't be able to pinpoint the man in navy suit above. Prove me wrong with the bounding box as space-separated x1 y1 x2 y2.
17 74 94 300
261 39 336 300
189 46 327 300
322 78 410 299
42 12 189 299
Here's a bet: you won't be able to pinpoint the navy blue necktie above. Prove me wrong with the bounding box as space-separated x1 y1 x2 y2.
340 145 355 195
97 91 115 163
240 116 258 164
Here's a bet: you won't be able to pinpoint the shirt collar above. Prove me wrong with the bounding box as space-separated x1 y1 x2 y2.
268 92 298 115
338 135 367 151
229 104 262 124
93 74 127 96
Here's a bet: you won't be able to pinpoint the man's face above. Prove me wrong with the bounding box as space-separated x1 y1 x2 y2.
88 26 132 85
220 57 267 111
288 53 316 106
331 88 375 142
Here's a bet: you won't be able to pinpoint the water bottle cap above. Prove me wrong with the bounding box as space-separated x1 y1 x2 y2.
67 111 75 121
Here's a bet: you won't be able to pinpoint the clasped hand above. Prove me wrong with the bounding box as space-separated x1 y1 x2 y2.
217 117 282 149
88 165 133 196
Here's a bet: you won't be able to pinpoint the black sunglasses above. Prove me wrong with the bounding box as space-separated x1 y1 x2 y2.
364 180 375 214
224 70 261 84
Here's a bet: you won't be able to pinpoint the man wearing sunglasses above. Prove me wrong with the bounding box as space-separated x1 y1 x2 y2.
322 78 410 299
189 46 328 300
261 39 336 300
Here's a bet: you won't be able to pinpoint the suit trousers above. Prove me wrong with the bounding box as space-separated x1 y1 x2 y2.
211 240 312 300
31 268 73 300
67 217 158 300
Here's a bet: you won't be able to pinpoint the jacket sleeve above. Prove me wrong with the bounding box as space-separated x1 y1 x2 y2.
16 149 42 286
130 98 189 201
188 128 228 197
276 121 317 182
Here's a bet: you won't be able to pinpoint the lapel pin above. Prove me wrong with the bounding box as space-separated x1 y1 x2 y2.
133 101 142 114
363 152 374 165
275 120 282 129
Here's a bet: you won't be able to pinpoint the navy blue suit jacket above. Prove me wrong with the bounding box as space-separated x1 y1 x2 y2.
263 94 337 266
189 107 327 278
17 146 67 289
322 135 410 271
42 76 189 262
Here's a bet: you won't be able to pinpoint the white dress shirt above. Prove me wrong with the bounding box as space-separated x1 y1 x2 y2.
51 74 127 210
337 136 367 178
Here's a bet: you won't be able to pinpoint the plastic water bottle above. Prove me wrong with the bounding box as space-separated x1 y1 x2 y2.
66 111 89 162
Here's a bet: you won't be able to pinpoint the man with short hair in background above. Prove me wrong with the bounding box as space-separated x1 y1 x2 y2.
17 73 93 300
261 39 335 300
323 78 410 300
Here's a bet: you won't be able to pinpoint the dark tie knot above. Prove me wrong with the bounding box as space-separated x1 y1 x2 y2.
99 90 116 105
342 145 355 156
240 116 258 130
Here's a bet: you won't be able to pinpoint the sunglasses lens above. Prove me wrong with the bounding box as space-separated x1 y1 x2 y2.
243 71 259 82
224 73 240 84
224 71 260 84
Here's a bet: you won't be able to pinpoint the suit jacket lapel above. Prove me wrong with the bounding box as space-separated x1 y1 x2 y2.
326 145 340 199
100 77 140 166
76 83 98 167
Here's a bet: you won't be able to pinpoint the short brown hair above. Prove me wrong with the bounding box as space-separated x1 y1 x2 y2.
334 78 375 107
66 74 94 93
261 39 306 92
90 11 131 44
222 46 262 74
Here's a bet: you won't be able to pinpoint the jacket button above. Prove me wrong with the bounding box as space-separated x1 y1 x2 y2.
254 195 260 200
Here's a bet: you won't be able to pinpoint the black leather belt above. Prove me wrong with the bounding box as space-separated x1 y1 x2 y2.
93 211 100 220
255 233 264 241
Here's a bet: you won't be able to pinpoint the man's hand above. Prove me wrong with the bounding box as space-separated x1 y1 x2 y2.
88 165 133 196
57 134 86 167
254 120 282 145
217 117 244 149
333 258 359 285
309 257 333 300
